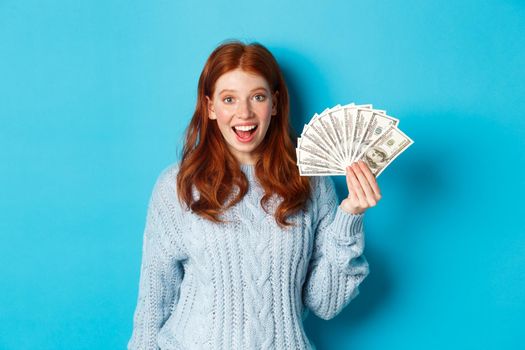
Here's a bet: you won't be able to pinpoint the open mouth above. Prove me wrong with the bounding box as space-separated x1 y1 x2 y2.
232 125 258 139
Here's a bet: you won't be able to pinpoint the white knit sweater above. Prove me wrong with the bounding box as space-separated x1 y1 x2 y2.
127 162 370 350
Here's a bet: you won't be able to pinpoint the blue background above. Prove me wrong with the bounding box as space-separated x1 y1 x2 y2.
1 0 524 349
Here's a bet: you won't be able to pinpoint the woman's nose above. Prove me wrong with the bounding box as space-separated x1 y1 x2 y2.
236 99 254 118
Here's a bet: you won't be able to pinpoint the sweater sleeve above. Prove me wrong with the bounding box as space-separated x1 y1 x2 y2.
128 166 187 350
302 176 370 320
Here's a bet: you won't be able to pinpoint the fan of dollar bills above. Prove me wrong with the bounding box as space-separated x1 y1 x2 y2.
296 103 414 177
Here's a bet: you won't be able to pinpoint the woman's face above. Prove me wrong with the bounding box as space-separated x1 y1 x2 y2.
207 68 278 165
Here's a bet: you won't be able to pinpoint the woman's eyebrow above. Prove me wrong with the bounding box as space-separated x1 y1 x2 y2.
218 87 269 94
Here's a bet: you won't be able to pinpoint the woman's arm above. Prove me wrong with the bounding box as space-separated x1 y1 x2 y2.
302 165 375 320
128 167 187 350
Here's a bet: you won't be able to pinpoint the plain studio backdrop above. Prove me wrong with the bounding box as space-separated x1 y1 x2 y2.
1 0 524 349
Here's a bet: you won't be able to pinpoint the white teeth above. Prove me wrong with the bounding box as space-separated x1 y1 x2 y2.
234 125 257 131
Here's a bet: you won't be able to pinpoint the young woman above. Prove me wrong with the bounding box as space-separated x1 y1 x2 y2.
128 40 382 350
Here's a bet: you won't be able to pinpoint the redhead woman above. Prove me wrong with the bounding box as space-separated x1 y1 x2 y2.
127 40 382 350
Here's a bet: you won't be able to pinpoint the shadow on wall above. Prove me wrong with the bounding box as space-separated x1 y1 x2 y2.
329 145 453 348
271 44 524 347
299 111 462 348
317 112 523 347
271 45 333 137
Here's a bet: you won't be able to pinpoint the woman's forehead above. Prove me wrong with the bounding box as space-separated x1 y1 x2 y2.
215 69 270 89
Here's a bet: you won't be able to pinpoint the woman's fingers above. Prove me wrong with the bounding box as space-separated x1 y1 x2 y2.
345 166 357 200
357 160 382 200
346 166 368 207
352 161 379 207
344 162 383 214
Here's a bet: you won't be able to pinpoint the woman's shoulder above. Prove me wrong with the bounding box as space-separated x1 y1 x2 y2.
152 161 183 192
157 161 181 183
148 161 185 208
147 162 190 259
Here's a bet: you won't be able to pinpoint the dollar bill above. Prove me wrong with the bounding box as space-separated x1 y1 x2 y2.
306 115 346 164
299 121 343 165
352 111 400 163
325 108 347 163
342 106 357 165
355 125 414 177
297 136 342 166
348 108 374 162
299 164 345 176
296 148 343 171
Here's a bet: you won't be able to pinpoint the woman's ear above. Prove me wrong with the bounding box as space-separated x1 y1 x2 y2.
271 91 279 116
206 96 217 120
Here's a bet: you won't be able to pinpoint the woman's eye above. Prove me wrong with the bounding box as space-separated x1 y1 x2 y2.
254 94 266 102
223 97 234 104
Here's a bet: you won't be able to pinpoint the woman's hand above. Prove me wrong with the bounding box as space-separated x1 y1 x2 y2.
340 160 382 215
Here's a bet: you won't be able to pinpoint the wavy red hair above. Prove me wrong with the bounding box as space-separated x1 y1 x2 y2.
176 40 311 228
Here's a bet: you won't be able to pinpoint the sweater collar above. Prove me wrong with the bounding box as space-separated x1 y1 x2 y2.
240 163 255 178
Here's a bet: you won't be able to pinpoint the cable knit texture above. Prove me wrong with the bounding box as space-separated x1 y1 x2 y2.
127 162 370 350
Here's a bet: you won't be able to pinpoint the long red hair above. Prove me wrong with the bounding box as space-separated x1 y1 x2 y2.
176 40 311 228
